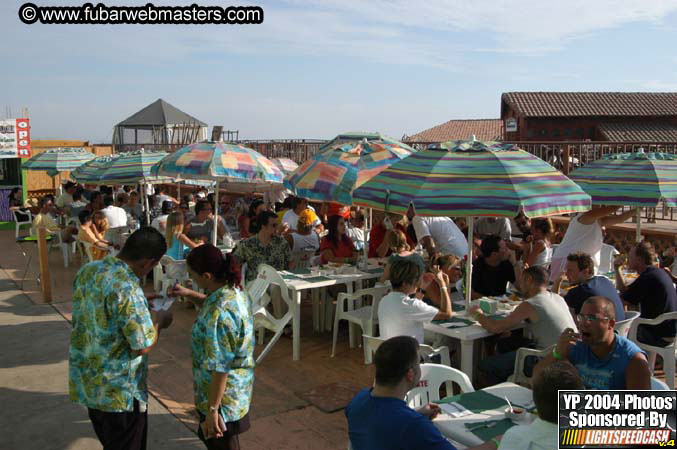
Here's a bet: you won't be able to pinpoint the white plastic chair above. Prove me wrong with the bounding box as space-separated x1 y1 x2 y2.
12 209 32 239
405 363 474 408
614 310 640 338
509 345 555 387
250 264 294 364
628 311 677 390
47 230 73 268
78 239 95 263
651 377 670 390
331 286 388 361
157 255 190 295
362 334 452 367
598 243 620 274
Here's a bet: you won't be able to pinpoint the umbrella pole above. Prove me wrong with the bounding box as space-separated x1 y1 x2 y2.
466 216 474 312
213 181 220 246
177 180 181 199
144 184 151 226
636 208 642 243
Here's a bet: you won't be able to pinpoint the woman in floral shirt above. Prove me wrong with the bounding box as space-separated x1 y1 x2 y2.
170 244 254 449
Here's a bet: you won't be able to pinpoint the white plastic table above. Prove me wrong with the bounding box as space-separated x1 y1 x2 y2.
424 306 525 381
433 382 535 447
276 264 384 360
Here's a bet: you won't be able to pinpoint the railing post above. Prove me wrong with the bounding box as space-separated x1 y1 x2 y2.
563 145 571 174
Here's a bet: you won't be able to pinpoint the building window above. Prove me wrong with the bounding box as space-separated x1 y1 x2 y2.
564 128 572 137
589 127 595 138
540 129 548 137
553 128 561 137
527 129 535 138
575 128 584 138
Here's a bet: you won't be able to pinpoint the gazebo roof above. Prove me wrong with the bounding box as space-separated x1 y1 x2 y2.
116 98 207 128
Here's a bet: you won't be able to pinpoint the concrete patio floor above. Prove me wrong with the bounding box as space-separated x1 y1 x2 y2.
0 228 372 449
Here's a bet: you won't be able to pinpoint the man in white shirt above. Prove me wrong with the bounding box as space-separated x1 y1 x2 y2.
409 204 467 259
475 217 512 240
155 186 179 206
283 197 320 232
494 361 583 450
56 181 77 209
378 259 453 343
100 195 128 229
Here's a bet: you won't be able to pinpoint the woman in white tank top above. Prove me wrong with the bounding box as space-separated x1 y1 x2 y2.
524 218 553 269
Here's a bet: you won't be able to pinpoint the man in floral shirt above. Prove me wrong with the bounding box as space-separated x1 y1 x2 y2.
69 228 172 450
233 210 291 283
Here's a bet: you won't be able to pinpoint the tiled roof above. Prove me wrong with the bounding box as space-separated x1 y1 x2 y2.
597 121 677 142
502 92 677 118
405 119 503 143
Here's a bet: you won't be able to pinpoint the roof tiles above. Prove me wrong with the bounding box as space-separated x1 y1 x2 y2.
405 119 503 143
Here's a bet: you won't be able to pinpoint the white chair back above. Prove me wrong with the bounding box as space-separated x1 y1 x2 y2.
598 243 620 274
252 264 295 363
12 209 32 239
79 239 95 263
406 363 474 408
614 310 640 338
651 377 670 390
628 311 677 390
510 345 555 387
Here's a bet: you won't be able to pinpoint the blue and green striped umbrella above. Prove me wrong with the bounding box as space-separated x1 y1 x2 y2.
22 147 95 177
569 151 677 207
353 139 591 218
284 132 414 205
71 150 170 184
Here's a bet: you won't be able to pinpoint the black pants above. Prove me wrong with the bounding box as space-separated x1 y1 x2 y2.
88 400 147 450
197 412 250 450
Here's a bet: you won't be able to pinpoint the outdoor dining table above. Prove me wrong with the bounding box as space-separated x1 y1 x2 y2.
274 262 385 360
424 298 526 382
433 382 536 447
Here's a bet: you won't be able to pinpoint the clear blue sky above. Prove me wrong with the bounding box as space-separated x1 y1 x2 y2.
3 0 677 142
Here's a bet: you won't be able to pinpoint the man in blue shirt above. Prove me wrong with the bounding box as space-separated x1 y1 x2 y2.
553 252 625 321
533 296 651 390
345 336 457 450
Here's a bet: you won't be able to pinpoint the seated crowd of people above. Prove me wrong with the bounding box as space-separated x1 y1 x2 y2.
14 181 677 449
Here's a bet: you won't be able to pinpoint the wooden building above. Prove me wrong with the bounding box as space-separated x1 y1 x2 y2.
500 92 677 142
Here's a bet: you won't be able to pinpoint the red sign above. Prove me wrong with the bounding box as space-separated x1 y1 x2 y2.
16 118 31 158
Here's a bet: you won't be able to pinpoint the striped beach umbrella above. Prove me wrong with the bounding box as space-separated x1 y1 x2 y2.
22 147 95 178
71 150 170 184
152 142 283 244
284 132 414 205
352 139 590 217
569 150 677 241
353 139 591 309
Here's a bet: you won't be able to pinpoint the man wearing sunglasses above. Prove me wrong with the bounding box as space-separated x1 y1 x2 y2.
534 296 651 390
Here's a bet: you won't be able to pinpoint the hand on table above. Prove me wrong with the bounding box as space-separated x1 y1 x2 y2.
417 403 441 420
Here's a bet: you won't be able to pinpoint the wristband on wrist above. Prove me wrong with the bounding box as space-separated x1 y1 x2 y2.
552 348 563 360
491 437 501 448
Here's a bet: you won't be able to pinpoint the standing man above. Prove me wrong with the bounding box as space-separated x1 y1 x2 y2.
233 211 291 283
69 228 172 450
408 203 467 259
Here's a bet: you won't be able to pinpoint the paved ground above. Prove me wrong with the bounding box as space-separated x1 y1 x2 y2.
0 271 204 450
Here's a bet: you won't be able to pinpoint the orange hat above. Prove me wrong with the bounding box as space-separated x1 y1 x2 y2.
328 202 350 219
298 208 319 226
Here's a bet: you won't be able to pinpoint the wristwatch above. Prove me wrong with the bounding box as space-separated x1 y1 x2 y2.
209 405 219 413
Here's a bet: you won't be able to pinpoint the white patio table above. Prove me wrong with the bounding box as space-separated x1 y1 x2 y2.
433 382 535 447
424 299 526 381
274 262 384 360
